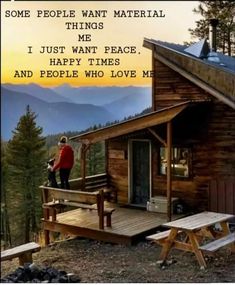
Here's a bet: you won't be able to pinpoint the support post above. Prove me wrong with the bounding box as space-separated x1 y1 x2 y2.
44 230 50 246
98 189 104 229
167 121 172 222
19 253 33 266
152 48 156 111
80 143 90 191
42 187 50 245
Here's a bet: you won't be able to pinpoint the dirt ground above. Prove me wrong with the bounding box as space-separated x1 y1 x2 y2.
1 236 235 283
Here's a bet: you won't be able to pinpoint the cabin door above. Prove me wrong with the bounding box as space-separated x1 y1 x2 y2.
130 140 151 206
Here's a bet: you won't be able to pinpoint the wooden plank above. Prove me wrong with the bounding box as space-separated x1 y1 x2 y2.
199 233 235 252
163 212 234 230
69 173 108 190
146 230 171 241
209 180 218 212
46 201 97 210
109 150 126 159
1 242 41 261
148 128 167 146
43 220 132 245
187 231 206 268
225 180 235 214
40 187 99 204
173 240 193 252
209 180 235 215
218 181 226 213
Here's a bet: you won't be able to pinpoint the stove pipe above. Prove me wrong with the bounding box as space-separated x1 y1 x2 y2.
209 19 219 52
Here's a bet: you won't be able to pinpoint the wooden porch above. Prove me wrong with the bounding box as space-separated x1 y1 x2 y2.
42 203 181 245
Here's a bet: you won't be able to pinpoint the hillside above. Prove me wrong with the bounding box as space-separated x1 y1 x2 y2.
1 237 235 282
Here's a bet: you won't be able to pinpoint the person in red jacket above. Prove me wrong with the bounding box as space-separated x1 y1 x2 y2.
53 136 74 189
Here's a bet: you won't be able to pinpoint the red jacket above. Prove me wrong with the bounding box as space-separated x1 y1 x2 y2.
53 145 74 171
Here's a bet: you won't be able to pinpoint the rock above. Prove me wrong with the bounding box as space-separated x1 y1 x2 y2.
1 264 80 283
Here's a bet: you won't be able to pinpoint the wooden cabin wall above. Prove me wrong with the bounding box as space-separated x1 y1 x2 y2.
152 101 235 211
107 139 129 204
151 58 235 211
106 58 235 211
107 132 151 204
107 101 235 211
153 60 211 110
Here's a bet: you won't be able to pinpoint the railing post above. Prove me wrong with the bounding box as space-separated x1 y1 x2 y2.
98 190 104 230
167 121 172 222
80 143 90 191
41 187 50 245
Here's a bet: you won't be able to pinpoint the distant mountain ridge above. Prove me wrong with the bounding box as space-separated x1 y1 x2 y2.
1 87 114 140
3 83 70 103
52 85 150 106
1 84 151 140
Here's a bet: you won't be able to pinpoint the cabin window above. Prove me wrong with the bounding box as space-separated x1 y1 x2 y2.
159 147 190 178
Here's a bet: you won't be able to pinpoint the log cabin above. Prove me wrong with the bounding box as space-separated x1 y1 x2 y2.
71 35 235 221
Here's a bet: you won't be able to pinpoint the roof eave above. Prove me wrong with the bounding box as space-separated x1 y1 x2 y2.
70 101 192 144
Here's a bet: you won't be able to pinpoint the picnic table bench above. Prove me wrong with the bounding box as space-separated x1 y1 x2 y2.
1 242 41 266
199 232 235 253
146 211 235 268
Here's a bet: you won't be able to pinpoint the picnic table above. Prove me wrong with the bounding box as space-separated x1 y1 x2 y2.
147 211 235 268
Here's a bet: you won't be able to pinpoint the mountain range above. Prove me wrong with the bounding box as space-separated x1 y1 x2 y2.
1 84 151 140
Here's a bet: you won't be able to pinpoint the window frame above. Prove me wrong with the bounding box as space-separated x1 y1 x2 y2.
158 146 192 179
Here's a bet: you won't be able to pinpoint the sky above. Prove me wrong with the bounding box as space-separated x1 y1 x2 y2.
1 1 200 87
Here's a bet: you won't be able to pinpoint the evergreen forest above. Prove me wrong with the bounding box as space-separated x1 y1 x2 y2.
1 105 151 249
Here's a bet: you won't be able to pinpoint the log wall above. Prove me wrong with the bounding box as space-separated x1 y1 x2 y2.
153 60 211 110
107 140 129 204
107 59 235 212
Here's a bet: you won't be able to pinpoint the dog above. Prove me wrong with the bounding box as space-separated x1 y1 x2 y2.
47 158 58 188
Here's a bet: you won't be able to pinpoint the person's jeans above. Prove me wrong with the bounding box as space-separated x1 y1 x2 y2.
59 168 71 189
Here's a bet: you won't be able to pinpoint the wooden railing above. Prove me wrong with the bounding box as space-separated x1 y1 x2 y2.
68 173 109 191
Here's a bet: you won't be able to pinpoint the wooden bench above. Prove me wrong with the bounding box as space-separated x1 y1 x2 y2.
199 232 235 253
40 186 115 230
1 242 41 266
146 229 184 245
146 230 171 245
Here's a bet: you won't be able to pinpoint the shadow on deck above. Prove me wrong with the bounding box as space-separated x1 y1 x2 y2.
42 203 182 245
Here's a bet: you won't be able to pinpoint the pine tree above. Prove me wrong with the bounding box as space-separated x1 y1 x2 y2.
189 1 235 56
86 142 105 176
1 140 12 248
6 105 46 244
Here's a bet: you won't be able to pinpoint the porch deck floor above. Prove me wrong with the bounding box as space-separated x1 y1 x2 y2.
43 204 182 245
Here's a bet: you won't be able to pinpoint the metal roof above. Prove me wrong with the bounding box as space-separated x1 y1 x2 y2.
143 38 235 109
145 39 235 73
